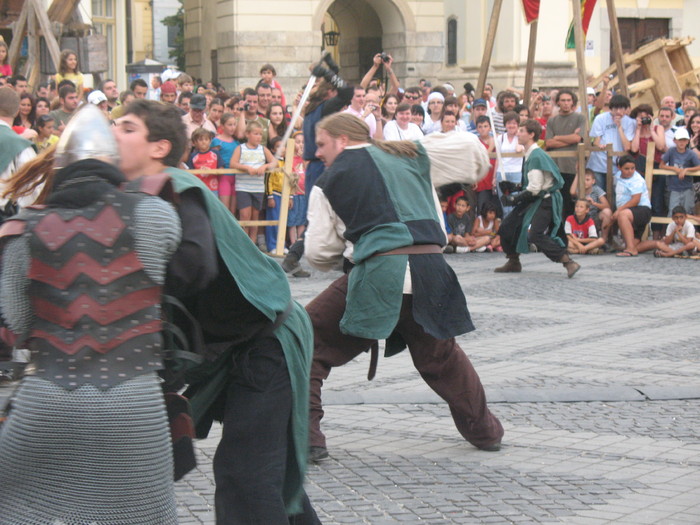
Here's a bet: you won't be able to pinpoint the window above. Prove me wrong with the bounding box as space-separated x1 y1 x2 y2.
91 0 116 79
447 18 457 66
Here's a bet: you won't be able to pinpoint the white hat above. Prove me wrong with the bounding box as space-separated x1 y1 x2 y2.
674 127 690 140
87 90 108 105
427 92 445 103
586 87 595 96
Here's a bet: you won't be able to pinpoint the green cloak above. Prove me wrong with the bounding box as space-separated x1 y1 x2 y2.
165 167 312 514
515 147 566 254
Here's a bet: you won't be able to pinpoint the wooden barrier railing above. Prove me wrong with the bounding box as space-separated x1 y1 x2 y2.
187 138 295 257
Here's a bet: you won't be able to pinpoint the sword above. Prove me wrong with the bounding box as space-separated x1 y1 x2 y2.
276 52 335 158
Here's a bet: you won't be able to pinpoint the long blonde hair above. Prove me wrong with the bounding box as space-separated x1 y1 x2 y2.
2 145 57 204
316 113 419 158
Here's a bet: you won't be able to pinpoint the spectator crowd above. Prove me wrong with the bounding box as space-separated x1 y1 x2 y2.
2 43 699 259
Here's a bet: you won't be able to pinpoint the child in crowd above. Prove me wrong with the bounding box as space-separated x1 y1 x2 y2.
55 49 84 99
652 206 697 257
0 40 12 77
287 132 308 245
439 197 452 252
581 169 613 244
565 199 606 254
259 63 286 110
472 201 501 251
177 74 194 94
212 112 239 215
473 115 499 215
187 128 222 196
33 114 58 152
445 196 491 253
264 137 291 252
230 120 278 245
660 128 700 215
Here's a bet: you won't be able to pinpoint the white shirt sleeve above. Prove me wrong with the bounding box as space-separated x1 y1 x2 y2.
304 185 351 271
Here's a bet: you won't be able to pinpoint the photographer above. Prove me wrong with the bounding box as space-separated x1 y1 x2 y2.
235 87 269 144
343 85 383 139
361 53 400 96
630 103 667 239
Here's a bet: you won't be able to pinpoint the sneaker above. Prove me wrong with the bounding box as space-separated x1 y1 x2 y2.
455 246 470 253
308 446 329 463
443 245 455 254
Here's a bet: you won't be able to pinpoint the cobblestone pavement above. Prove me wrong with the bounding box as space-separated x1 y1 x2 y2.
129 252 700 522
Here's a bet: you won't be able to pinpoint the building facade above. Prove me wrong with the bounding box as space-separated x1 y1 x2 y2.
181 0 700 94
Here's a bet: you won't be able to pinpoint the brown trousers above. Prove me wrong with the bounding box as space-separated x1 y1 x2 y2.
306 274 504 450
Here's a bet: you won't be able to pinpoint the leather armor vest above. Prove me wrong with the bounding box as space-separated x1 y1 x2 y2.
6 188 165 390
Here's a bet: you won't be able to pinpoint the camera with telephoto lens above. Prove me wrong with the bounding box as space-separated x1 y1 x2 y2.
380 52 390 63
641 116 652 126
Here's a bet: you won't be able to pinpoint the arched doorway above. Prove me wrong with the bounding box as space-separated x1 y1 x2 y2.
316 0 413 84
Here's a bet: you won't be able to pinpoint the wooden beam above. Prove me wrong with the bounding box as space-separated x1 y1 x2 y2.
7 3 29 71
273 138 296 257
32 0 62 74
571 0 589 144
26 4 40 89
606 0 628 97
523 20 538 104
476 0 503 99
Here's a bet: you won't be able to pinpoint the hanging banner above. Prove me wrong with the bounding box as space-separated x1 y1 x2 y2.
521 0 540 24
565 0 598 50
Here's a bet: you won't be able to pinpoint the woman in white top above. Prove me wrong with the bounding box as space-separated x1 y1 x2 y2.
496 111 524 217
383 103 424 141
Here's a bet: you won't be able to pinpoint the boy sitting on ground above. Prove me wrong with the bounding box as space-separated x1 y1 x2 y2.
446 196 490 253
565 199 606 254
652 206 697 257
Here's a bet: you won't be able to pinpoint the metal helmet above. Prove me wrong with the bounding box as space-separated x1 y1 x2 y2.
54 103 120 169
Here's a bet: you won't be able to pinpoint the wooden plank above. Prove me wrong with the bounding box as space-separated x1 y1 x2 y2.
606 0 628 97
607 63 641 88
605 144 614 198
273 138 295 257
523 20 538 102
33 0 61 72
571 0 589 143
7 3 28 70
26 6 40 90
577 143 586 198
46 0 82 25
627 78 656 95
676 68 700 91
641 48 681 101
476 0 503 99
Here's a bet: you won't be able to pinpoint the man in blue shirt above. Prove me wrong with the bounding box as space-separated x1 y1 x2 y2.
587 94 636 190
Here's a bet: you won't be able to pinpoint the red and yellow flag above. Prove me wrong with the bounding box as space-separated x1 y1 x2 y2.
566 0 598 49
521 0 540 24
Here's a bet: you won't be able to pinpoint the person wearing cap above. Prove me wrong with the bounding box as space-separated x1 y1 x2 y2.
586 87 596 109
660 127 700 215
160 80 178 105
467 98 489 133
182 93 217 139
0 104 182 522
87 89 109 117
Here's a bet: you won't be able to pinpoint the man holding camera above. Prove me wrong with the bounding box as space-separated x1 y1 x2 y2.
343 85 383 139
235 87 269 144
496 119 581 278
545 89 586 220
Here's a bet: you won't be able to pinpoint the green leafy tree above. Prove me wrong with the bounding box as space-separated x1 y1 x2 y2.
161 2 185 70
